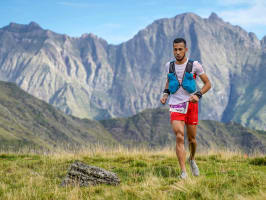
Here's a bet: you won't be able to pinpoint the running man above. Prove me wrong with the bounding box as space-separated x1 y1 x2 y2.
160 38 211 179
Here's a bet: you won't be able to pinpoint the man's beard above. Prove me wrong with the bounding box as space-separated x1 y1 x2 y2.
175 54 185 62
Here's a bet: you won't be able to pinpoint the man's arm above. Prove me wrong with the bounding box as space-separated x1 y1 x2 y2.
160 79 169 104
189 73 211 102
198 74 211 94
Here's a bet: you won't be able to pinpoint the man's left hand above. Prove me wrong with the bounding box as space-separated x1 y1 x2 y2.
189 95 199 103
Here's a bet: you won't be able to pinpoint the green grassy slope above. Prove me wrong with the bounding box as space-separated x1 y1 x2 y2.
0 149 265 200
0 81 117 150
0 81 265 153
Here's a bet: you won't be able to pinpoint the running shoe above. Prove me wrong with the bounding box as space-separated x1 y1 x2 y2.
188 159 200 176
179 171 188 179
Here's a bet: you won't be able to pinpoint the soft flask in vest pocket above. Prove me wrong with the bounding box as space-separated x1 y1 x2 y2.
168 73 180 94
182 72 196 93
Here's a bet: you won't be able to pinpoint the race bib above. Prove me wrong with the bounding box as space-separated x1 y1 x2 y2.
169 102 189 114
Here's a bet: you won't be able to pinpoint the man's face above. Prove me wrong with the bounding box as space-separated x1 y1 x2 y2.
173 42 187 62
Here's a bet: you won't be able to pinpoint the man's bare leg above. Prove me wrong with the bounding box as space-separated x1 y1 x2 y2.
186 124 197 160
171 120 186 173
186 124 199 176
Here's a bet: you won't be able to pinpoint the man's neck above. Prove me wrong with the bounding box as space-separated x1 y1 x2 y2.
175 57 187 65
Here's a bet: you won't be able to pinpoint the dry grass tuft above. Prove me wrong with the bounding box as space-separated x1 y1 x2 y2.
0 146 265 199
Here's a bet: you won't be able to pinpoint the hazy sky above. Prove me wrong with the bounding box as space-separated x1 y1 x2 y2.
1 0 265 44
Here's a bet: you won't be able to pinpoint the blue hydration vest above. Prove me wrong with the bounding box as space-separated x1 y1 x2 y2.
168 60 196 94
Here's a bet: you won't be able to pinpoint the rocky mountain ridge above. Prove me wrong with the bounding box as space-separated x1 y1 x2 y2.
0 12 265 130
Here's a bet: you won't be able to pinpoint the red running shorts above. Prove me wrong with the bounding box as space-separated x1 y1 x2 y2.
170 102 198 125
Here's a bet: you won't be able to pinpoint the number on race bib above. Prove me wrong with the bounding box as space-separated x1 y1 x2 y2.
169 102 189 114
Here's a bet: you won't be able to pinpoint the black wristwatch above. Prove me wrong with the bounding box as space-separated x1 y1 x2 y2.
194 91 203 99
163 89 170 95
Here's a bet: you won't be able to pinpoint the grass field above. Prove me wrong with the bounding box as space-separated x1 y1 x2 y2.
0 146 265 200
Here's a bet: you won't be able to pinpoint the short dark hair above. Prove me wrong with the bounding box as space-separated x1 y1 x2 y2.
173 38 186 47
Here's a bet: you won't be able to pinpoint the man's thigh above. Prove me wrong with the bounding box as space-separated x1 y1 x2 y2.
171 120 185 136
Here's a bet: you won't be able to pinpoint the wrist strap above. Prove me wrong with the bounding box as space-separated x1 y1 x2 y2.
163 89 170 95
194 91 203 99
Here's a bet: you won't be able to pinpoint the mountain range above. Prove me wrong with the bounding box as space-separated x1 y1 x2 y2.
0 81 265 153
0 12 265 130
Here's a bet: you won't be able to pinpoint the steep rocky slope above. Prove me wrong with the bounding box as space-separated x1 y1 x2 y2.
0 13 265 130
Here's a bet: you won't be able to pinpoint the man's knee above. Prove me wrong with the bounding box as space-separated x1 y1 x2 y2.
176 132 184 144
188 136 196 144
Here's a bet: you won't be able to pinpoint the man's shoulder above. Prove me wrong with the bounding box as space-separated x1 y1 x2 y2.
165 60 175 68
191 60 205 74
166 60 175 65
191 60 202 66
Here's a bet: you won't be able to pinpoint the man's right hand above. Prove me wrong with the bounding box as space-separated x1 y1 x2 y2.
160 94 168 104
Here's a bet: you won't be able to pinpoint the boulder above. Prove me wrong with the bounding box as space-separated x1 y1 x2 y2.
61 160 120 186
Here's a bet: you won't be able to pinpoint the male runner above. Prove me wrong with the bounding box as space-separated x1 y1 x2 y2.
160 38 211 179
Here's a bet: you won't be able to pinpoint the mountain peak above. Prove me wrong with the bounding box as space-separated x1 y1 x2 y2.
208 12 223 21
7 22 24 29
80 33 108 44
174 12 201 21
28 21 41 29
3 21 43 32
261 35 266 49
183 12 199 17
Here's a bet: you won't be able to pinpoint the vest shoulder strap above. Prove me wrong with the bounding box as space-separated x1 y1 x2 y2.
169 60 194 73
169 61 175 73
185 60 194 73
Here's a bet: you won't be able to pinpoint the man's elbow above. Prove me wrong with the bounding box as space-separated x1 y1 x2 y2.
208 81 212 89
207 80 212 91
203 80 211 92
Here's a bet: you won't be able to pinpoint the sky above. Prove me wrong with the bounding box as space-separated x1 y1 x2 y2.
0 0 265 44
